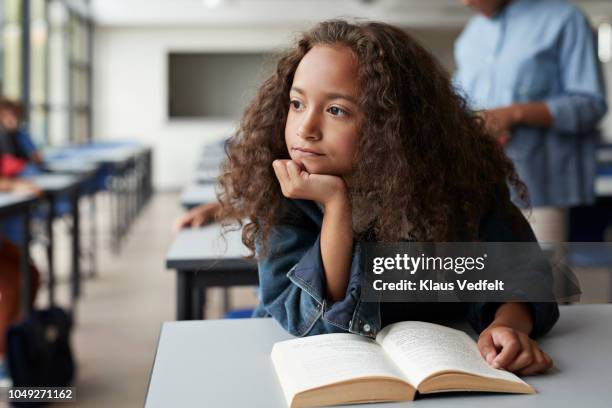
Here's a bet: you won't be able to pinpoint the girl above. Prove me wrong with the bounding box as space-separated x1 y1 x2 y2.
218 20 558 376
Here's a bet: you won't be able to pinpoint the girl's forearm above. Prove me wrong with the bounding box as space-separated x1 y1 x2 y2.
489 302 534 335
320 193 353 302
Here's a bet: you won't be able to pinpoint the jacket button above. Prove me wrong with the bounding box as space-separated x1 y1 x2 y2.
363 324 371 333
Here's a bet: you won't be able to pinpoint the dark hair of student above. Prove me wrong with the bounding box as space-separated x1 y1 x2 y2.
218 20 528 256
0 97 24 120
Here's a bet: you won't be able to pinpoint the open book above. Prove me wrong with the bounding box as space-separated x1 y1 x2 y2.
271 321 534 407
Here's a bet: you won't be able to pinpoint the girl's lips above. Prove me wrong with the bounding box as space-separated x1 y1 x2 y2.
292 147 323 157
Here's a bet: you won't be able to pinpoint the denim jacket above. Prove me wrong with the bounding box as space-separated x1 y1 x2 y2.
253 197 559 339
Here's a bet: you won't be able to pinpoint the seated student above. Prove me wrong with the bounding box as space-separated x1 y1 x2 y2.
173 202 221 232
0 97 43 178
0 98 44 249
0 177 41 386
218 20 558 376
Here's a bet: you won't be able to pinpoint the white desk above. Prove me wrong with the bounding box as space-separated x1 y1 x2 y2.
21 174 83 306
146 304 612 408
179 184 218 209
166 225 257 320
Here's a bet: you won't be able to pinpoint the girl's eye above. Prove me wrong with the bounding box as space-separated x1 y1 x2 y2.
328 106 349 117
290 99 304 110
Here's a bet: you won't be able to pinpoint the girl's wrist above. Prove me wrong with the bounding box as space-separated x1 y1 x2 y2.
322 185 349 210
489 302 534 335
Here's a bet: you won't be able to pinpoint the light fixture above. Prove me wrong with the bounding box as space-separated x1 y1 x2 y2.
202 0 224 9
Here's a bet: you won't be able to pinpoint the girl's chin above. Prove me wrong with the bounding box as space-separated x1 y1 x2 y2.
291 158 317 173
289 157 347 176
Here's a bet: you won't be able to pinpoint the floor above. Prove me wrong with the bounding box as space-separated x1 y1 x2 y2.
21 192 257 407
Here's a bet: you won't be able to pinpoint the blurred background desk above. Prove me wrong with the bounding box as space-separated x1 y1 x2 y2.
165 225 257 320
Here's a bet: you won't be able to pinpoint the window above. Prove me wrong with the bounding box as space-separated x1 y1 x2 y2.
0 0 92 147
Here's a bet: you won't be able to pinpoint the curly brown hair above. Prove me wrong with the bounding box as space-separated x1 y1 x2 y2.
218 20 528 256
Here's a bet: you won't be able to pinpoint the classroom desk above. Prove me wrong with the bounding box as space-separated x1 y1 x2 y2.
179 184 217 209
198 155 223 171
146 304 612 408
43 160 99 175
21 174 83 307
0 192 37 316
44 160 101 277
165 225 257 320
195 167 220 185
44 144 153 253
595 173 612 197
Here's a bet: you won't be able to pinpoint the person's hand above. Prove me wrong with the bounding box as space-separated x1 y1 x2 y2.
11 180 42 197
478 324 553 375
272 160 346 206
481 106 520 145
173 202 221 233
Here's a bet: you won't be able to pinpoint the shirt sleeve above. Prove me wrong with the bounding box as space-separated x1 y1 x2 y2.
545 10 608 134
16 129 38 159
466 195 560 338
256 200 363 337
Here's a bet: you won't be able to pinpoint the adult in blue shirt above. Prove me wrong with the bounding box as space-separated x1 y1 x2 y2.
455 0 607 243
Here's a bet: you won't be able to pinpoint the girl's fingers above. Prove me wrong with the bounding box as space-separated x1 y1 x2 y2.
286 160 302 181
518 344 553 376
506 334 534 372
272 160 289 185
491 330 521 369
543 350 553 368
477 333 498 365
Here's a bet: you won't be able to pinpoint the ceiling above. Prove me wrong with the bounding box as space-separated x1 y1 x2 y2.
90 0 612 28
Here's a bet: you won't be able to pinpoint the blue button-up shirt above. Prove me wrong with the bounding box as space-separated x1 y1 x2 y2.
454 0 607 207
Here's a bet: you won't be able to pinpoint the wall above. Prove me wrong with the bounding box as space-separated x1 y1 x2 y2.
93 8 612 191
93 26 301 190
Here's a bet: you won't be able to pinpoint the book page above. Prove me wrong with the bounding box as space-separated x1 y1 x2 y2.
376 321 526 387
271 333 407 404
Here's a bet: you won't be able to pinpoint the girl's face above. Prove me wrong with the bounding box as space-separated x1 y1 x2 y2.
285 45 362 176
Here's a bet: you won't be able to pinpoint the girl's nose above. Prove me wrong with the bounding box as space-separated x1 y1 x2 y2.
298 111 322 141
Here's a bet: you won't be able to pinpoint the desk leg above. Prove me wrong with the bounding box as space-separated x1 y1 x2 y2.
20 209 33 317
193 288 205 320
90 192 97 277
222 288 230 316
71 190 81 306
177 270 193 320
46 197 55 307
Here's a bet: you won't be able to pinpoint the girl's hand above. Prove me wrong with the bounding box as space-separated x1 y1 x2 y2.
478 324 553 375
272 160 347 206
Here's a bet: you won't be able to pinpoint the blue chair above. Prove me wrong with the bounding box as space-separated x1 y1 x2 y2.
223 308 255 319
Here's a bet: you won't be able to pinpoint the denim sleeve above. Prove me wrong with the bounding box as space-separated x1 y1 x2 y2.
467 197 560 337
545 11 608 134
257 209 363 337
